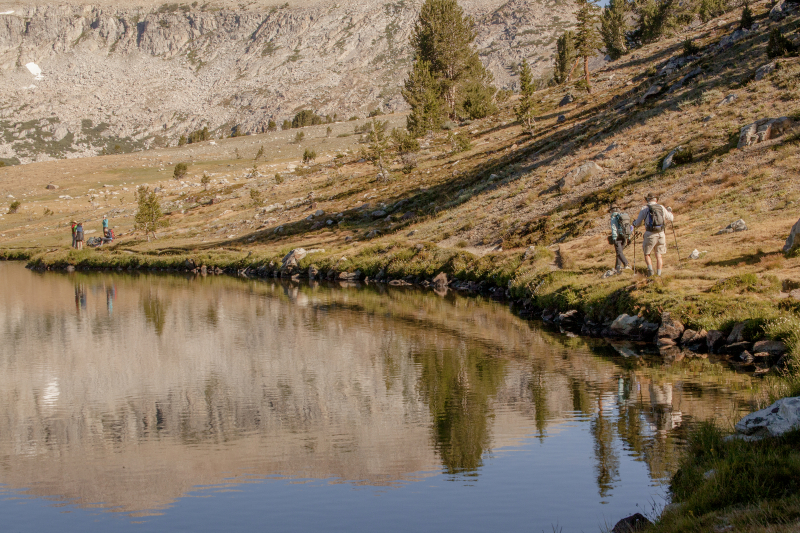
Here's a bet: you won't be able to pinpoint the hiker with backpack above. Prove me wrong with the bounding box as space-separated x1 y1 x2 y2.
633 193 674 277
608 205 632 274
75 222 85 250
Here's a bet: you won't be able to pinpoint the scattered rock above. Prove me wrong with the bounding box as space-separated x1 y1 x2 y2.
717 93 737 106
523 246 537 261
558 161 603 190
609 314 659 341
281 248 307 269
716 219 748 235
735 396 800 439
432 272 448 289
682 328 708 352
557 114 566 123
612 513 652 533
366 229 380 238
702 114 715 122
308 265 319 279
662 146 690 171
770 0 795 21
738 117 792 148
727 321 751 344
688 249 707 259
667 67 703 93
45 183 59 190
658 312 685 341
755 62 776 81
338 270 362 281
719 341 753 357
783 218 800 253
371 210 387 218
558 94 574 106
314 209 324 217
707 330 727 353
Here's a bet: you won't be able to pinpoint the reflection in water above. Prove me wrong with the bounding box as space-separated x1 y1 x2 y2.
0 263 759 530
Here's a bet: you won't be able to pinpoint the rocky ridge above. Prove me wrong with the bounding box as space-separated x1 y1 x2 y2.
0 0 576 164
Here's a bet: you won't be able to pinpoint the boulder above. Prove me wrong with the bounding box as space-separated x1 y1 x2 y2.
738 117 792 148
769 0 795 21
727 320 750 344
682 328 708 352
558 162 603 190
612 513 652 533
755 62 776 81
338 270 362 281
662 146 691 171
610 314 642 337
432 272 448 289
716 219 748 235
688 249 707 259
308 265 319 279
555 309 581 328
558 94 574 107
657 337 677 347
735 396 800 438
371 210 387 218
658 312 685 341
735 350 755 364
752 340 788 357
783 218 800 253
707 330 727 353
717 93 737 107
638 84 662 105
45 183 59 190
667 67 703 93
281 248 307 269
557 114 566 123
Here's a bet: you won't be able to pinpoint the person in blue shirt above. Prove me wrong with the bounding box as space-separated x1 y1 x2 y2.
609 205 631 274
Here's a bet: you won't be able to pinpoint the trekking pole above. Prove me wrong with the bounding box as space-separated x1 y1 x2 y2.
670 220 682 268
633 230 637 276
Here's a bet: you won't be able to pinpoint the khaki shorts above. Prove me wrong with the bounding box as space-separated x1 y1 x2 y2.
643 231 667 255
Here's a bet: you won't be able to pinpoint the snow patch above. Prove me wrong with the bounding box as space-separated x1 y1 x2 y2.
25 62 43 80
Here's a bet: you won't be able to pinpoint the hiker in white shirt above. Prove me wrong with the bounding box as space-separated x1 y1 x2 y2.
632 192 674 277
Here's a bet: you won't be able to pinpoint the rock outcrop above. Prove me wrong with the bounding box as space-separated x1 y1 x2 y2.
735 396 800 439
737 117 792 148
784 218 800 253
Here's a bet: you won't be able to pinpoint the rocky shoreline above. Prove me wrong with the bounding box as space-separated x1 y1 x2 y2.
23 247 792 376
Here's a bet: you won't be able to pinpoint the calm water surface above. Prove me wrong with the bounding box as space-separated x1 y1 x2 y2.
0 262 756 532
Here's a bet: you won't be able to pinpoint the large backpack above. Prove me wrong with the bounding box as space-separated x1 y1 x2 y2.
618 213 632 239
645 205 666 232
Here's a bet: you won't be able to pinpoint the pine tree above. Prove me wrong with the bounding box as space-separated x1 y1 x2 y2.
134 186 168 241
515 59 536 134
362 119 390 179
554 31 576 84
403 59 446 135
403 0 496 131
574 0 602 93
740 2 754 30
601 0 628 61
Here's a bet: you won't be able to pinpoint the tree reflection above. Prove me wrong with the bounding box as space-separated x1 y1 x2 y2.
414 346 506 475
591 395 620 498
142 293 169 336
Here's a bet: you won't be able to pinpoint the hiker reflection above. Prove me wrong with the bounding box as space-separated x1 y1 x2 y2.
74 283 87 312
648 382 681 435
106 285 116 315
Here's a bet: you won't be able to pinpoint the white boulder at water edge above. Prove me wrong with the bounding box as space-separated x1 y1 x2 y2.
734 397 800 439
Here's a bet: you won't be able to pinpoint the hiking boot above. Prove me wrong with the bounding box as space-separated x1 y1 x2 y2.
646 268 655 277
624 266 632 271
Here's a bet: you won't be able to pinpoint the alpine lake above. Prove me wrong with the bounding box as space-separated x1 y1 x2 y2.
0 261 758 532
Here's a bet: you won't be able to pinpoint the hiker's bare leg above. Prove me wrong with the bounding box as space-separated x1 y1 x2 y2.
656 254 663 270
644 255 653 270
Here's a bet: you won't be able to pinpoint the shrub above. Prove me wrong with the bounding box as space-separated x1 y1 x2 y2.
43 207 53 216
267 120 277 132
391 128 420 155
250 187 264 206
294 131 305 144
767 28 797 59
178 134 187 146
673 146 694 165
302 149 317 163
7 200 20 214
349 116 359 121
187 126 210 144
201 172 211 189
281 120 292 130
173 162 188 180
292 110 324 128
134 186 168 240
255 145 264 160
682 39 701 56
326 126 332 137
368 108 384 117
448 132 472 154
275 173 284 184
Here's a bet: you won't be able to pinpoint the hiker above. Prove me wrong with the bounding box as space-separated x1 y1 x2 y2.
102 215 109 236
608 205 632 274
75 222 84 250
71 220 77 248
633 193 674 276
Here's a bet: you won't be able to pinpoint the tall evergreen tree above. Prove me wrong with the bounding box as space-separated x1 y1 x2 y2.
554 31 576 84
515 59 536 134
403 60 446 136
403 0 496 132
601 0 628 61
574 0 602 93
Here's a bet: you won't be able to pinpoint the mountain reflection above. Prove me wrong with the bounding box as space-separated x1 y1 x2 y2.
0 263 757 515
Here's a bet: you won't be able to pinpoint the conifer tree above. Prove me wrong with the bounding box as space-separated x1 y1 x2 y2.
363 119 390 179
134 186 168 241
554 31 576 84
515 59 536 134
403 0 496 133
740 2 754 30
574 0 602 93
601 0 628 61
403 59 446 135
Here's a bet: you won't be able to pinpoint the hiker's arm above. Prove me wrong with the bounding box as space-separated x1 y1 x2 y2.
632 207 646 228
665 207 674 222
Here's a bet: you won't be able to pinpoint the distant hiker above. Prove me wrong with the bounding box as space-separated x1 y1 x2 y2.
608 205 632 274
633 193 674 276
102 215 109 235
75 222 85 250
71 220 77 248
